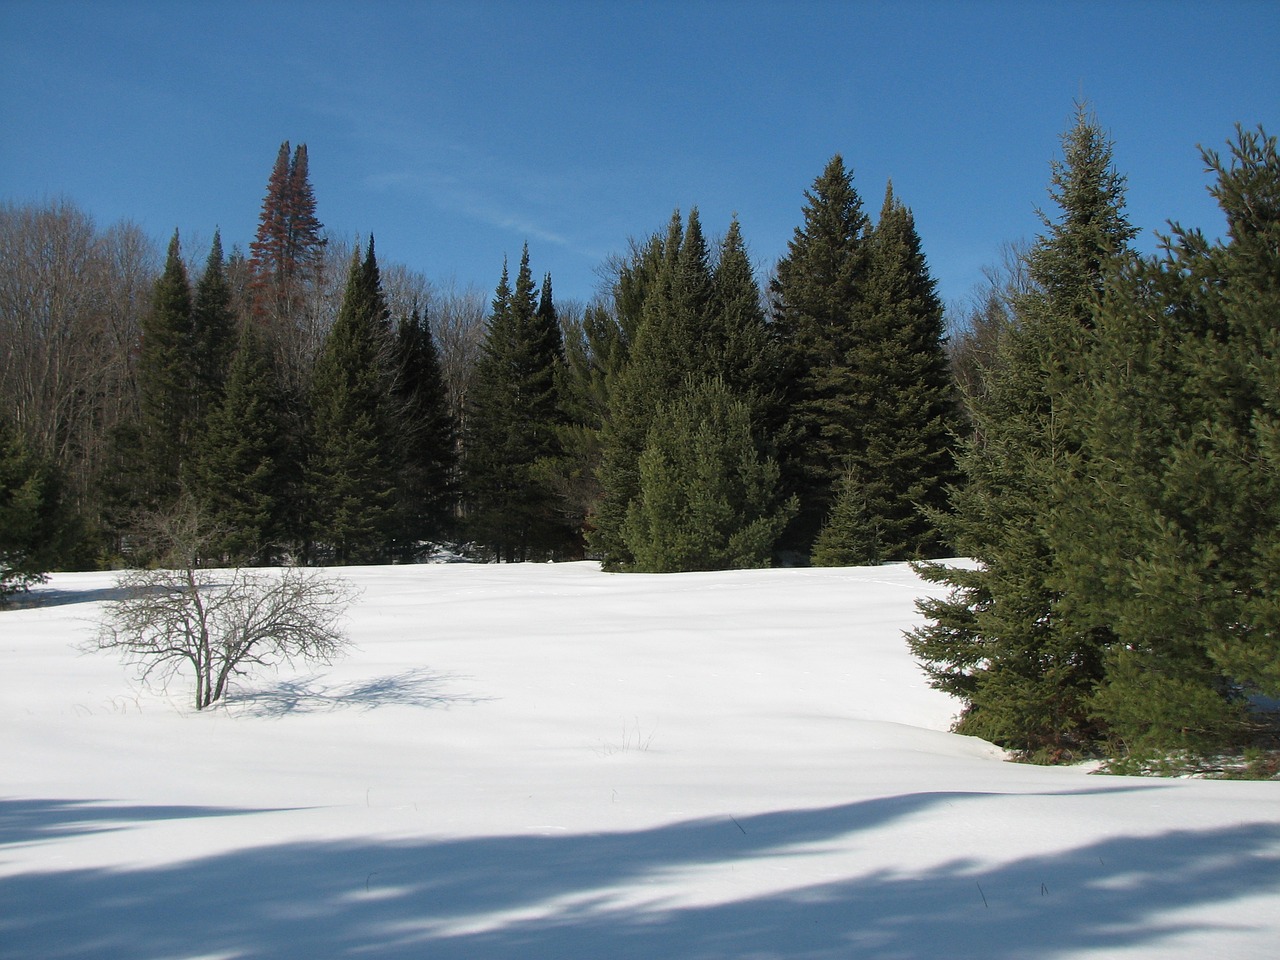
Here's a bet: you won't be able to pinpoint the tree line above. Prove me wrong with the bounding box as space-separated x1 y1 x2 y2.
2 138 957 579
3 114 1277 770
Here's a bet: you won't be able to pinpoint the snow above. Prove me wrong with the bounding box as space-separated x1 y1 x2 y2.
3 560 1278 959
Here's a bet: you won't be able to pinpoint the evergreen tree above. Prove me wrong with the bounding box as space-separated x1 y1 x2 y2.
908 105 1137 760
813 184 959 564
590 209 787 571
770 155 873 555
307 237 397 564
392 307 457 556
0 415 73 602
590 210 730 568
1050 126 1280 761
623 376 795 572
463 246 569 561
248 141 327 405
811 466 881 567
551 301 633 540
708 217 779 422
190 231 237 428
192 318 291 563
134 230 196 508
249 141 326 325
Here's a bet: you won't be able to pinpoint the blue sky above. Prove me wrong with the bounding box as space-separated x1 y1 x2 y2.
2 0 1277 311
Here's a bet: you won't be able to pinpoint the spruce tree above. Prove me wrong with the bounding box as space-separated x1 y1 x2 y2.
134 230 196 508
623 376 794 573
770 155 872 555
0 415 73 601
591 209 786 571
190 231 237 428
392 307 457 556
708 217 778 423
908 105 1137 760
812 184 959 564
463 246 569 561
307 237 397 564
192 318 291 563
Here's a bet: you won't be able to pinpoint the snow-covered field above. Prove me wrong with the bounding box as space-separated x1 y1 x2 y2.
3 561 1278 959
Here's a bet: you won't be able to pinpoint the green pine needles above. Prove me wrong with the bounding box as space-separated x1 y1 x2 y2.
910 112 1280 769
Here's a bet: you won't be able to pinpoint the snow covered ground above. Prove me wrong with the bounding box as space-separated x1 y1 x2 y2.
3 561 1278 959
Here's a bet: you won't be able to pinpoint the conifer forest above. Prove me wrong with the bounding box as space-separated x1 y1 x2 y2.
2 113 1277 770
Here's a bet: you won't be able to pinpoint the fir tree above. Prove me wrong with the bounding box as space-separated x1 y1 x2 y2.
908 105 1137 761
134 230 196 508
770 155 873 555
392 307 457 556
463 246 569 561
307 237 397 564
813 184 958 564
192 318 291 563
190 231 237 428
708 217 778 423
811 467 882 567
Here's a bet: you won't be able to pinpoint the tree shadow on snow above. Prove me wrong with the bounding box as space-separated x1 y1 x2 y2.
0 797 294 848
4 584 138 610
4 786 1278 959
227 668 492 717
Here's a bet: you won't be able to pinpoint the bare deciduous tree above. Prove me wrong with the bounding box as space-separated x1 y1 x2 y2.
0 200 156 514
94 500 358 710
430 278 488 422
97 564 358 710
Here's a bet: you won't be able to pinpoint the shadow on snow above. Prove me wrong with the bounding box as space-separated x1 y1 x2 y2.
0 797 296 848
225 668 492 717
4 787 1278 959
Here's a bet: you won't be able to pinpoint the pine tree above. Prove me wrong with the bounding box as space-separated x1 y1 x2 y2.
770 155 873 556
1050 126 1280 761
590 209 787 571
623 376 795 572
192 318 291 563
392 307 457 556
463 246 569 561
307 237 397 564
590 210 725 567
908 105 1137 761
134 230 196 508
